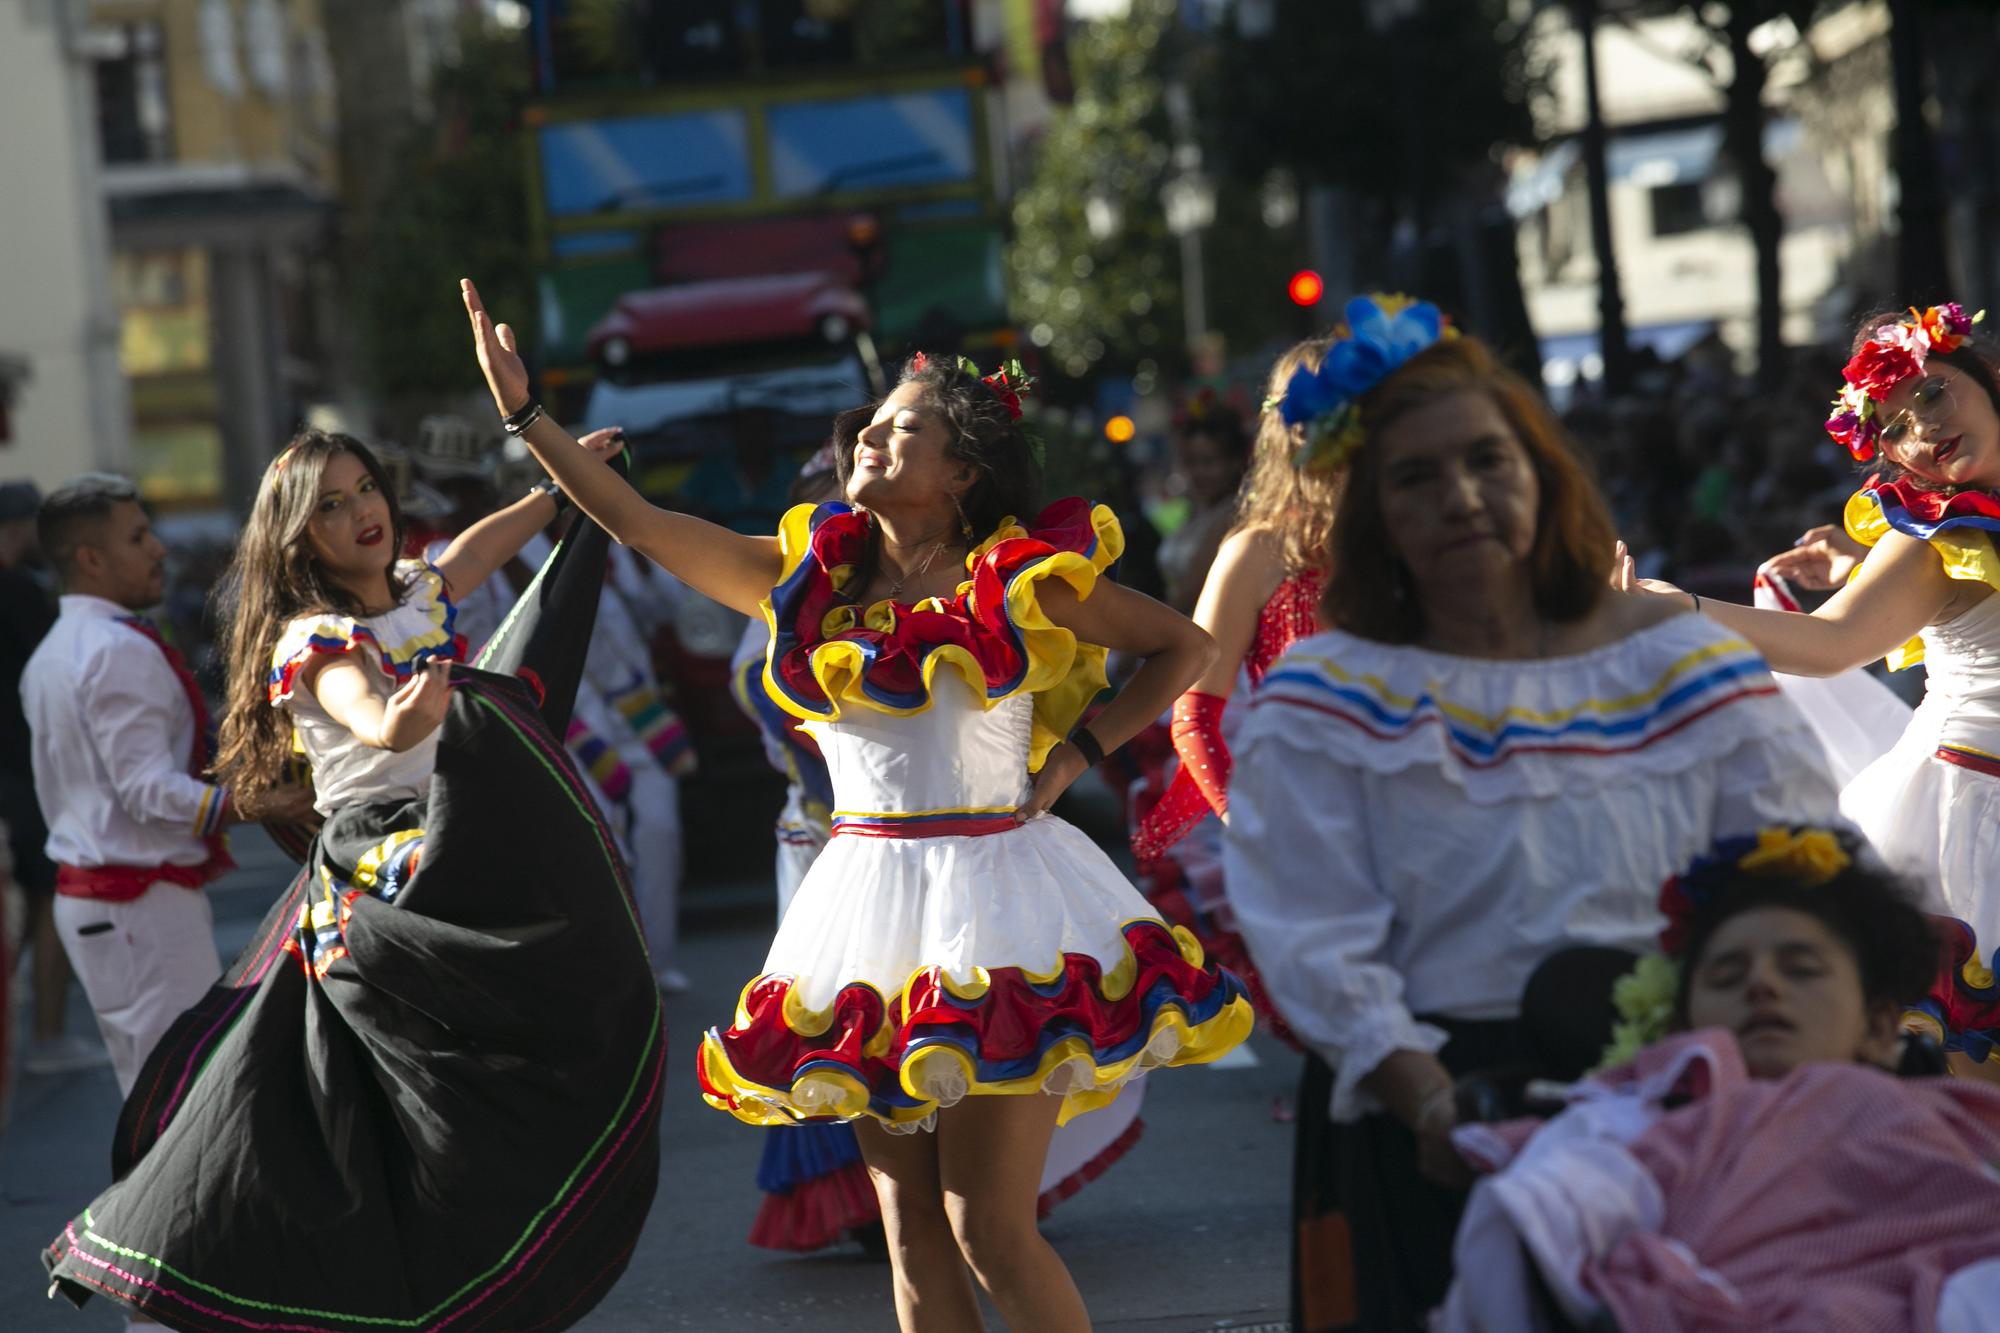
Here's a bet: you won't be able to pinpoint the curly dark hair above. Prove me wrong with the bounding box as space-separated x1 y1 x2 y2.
1671 857 1941 1024
828 354 1047 596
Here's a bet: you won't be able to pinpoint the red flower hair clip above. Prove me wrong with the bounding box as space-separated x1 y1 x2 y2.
909 352 1035 421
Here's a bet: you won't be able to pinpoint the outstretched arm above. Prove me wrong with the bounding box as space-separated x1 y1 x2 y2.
430 428 624 597
1618 528 1955 676
460 279 783 617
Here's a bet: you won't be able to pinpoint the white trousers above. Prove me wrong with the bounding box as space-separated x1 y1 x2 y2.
621 746 683 967
55 883 221 1096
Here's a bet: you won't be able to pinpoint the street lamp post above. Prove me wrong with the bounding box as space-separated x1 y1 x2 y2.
1160 81 1215 351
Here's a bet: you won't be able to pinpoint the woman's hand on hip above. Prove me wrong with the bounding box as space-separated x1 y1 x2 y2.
1014 743 1087 823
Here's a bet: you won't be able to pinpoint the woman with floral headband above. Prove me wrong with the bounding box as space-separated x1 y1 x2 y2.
1617 304 2000 1072
1439 828 2000 1333
461 281 1252 1332
1223 300 1837 1332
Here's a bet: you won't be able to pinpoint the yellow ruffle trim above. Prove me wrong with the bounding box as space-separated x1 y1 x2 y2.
1845 488 2000 669
699 922 1254 1130
758 501 1126 772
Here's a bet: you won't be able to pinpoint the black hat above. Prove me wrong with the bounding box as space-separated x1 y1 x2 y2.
0 480 41 523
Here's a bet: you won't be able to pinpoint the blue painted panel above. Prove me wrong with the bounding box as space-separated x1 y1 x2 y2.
539 110 752 216
767 90 975 199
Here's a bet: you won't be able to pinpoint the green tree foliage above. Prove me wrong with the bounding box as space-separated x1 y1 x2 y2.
1010 0 1183 378
1009 0 1305 380
352 24 537 403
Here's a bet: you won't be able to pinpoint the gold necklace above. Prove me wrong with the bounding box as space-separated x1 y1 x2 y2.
886 539 950 600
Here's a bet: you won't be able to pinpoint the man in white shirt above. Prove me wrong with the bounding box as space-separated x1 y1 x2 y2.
21 474 310 1094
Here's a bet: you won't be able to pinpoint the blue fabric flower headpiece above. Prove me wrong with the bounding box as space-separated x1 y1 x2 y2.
1275 293 1455 471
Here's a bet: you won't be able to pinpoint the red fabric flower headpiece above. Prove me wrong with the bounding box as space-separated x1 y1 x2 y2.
910 352 1035 421
1826 303 1983 462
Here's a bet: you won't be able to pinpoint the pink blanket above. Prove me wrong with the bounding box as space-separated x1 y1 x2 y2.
1598 1059 2000 1331
1444 1031 2000 1332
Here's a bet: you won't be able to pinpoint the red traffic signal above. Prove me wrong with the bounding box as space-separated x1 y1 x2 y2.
1287 270 1325 307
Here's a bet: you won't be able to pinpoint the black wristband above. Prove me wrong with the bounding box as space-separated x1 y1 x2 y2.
1068 726 1106 767
501 401 545 435
530 478 569 512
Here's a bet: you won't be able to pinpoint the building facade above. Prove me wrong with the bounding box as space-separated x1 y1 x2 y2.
0 0 132 493
1510 2 1893 393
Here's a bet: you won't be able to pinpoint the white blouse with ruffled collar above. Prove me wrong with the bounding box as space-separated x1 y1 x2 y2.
1223 611 1839 1122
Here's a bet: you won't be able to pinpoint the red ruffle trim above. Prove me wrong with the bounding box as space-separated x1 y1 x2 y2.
1137 856 1300 1052
1864 475 2000 528
769 497 1107 714
701 918 1248 1125
749 1160 879 1253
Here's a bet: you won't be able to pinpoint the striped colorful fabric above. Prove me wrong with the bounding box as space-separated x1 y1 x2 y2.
829 807 1021 839
610 683 696 776
1258 636 1779 770
565 717 633 802
1937 743 2000 779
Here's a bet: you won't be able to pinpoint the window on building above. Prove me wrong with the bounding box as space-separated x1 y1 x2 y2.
1650 182 1710 238
88 22 173 164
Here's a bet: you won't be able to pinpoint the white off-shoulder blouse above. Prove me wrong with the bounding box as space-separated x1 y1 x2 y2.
1223 611 1840 1122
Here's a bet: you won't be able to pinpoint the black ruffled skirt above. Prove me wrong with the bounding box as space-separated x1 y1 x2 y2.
44 515 665 1332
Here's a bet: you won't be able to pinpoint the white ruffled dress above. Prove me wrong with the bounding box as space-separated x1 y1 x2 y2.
698 500 1254 1131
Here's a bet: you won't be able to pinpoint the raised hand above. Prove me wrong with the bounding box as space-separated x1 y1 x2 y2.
576 426 626 463
380 661 454 752
1611 541 1692 604
1759 523 1865 591
461 278 531 417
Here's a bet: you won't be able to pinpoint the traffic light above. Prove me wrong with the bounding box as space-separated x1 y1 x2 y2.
1288 270 1324 307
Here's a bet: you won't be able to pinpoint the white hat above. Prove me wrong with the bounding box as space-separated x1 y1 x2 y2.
412 414 498 479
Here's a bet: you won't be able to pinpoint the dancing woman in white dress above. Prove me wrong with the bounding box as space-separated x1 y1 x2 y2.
461 282 1253 1333
1618 304 2000 1068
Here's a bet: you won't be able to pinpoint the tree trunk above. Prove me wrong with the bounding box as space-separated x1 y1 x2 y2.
1723 9 1784 389
1571 0 1633 396
1888 0 1953 303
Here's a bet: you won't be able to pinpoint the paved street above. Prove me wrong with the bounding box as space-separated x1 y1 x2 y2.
1 823 1295 1331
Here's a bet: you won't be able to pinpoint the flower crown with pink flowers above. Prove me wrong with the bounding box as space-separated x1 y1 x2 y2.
1826 303 1985 462
908 352 1035 421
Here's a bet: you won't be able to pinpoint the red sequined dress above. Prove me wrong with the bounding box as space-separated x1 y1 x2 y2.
1127 567 1324 1042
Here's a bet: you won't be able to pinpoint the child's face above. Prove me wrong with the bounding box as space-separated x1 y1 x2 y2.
1683 906 1902 1079
304 450 394 584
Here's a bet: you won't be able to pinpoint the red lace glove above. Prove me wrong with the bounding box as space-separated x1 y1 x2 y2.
1130 691 1231 861
1169 690 1232 815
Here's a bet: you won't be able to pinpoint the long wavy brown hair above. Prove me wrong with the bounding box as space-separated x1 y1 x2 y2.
1321 335 1617 645
1229 332 1342 575
213 431 408 800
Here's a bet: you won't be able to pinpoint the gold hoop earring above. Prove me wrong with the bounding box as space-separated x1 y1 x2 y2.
953 494 973 541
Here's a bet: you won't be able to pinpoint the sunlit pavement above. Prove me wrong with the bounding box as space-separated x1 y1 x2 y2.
1 823 1293 1331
